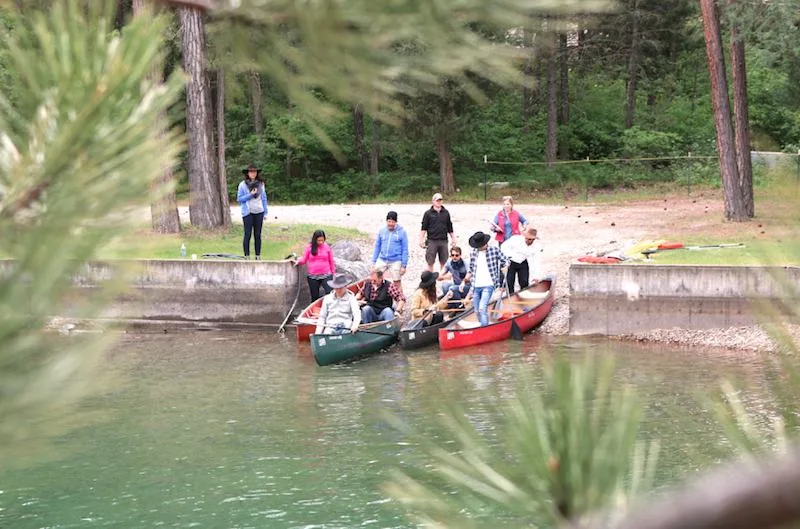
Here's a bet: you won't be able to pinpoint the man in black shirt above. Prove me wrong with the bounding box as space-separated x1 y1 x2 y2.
419 192 456 273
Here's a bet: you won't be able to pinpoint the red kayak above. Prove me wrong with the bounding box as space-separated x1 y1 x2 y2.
438 277 555 351
294 278 367 341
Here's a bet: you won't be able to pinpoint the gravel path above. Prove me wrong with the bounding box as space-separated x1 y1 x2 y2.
230 200 798 354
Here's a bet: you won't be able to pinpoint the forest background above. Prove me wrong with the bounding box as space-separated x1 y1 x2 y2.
4 0 798 209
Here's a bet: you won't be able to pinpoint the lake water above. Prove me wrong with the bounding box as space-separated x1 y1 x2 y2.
0 332 773 528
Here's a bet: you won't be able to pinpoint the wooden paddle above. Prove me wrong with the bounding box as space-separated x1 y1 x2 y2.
406 307 435 330
510 320 524 340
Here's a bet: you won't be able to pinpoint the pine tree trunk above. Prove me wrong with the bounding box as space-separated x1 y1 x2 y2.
730 22 755 218
248 71 264 159
133 0 181 234
370 118 380 175
700 0 748 221
179 6 223 229
624 0 640 129
352 104 368 172
545 49 558 168
436 132 455 193
522 28 535 135
216 67 231 227
558 32 570 159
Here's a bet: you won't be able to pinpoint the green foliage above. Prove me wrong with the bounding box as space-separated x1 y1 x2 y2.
385 356 659 527
0 0 184 464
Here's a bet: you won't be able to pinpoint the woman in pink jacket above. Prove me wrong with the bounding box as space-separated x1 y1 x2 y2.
295 230 337 301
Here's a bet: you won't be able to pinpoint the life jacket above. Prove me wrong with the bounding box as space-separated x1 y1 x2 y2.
495 209 523 243
363 280 393 311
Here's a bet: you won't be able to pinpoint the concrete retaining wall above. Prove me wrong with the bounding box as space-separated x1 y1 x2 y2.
1 259 311 328
569 264 800 335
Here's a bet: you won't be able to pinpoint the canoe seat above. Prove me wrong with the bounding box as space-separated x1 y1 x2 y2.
496 310 523 321
517 290 549 301
457 319 482 329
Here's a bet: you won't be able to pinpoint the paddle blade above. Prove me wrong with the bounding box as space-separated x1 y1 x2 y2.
407 318 426 330
510 320 524 341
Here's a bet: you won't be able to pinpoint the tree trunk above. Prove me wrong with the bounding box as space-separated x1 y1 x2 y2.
730 20 755 218
248 71 264 159
370 118 380 175
216 67 231 227
115 0 131 30
558 33 569 126
179 6 223 229
352 104 368 172
624 0 640 129
522 28 535 135
558 32 570 159
700 0 748 221
436 132 455 194
545 48 558 168
133 0 181 234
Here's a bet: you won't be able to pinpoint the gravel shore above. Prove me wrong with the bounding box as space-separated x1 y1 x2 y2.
250 200 797 354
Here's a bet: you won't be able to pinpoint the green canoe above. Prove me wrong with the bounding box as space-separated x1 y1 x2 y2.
311 318 400 366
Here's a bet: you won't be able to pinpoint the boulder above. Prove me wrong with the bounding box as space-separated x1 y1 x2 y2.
336 259 371 283
332 240 361 261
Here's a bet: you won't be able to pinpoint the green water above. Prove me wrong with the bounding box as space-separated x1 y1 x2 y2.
0 332 774 528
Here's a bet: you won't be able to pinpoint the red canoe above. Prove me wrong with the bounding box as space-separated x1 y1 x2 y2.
294 278 367 341
438 277 555 351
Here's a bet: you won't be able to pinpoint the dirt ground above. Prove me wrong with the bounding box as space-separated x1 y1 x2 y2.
194 191 796 351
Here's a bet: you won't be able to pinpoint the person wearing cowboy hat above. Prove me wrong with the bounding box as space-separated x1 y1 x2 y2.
314 274 361 335
463 231 508 326
408 271 453 326
236 164 268 259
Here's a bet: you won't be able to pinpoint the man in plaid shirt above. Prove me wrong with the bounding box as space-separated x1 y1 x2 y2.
463 231 508 326
357 267 407 323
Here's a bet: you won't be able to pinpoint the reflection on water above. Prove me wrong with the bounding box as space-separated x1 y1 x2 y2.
0 332 775 528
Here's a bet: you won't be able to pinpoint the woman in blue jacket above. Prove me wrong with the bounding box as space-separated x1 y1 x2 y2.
237 164 268 259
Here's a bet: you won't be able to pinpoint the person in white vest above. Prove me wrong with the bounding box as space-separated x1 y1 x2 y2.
500 227 542 294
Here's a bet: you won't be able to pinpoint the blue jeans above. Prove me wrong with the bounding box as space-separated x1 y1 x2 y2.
361 305 394 323
441 282 471 300
472 286 495 326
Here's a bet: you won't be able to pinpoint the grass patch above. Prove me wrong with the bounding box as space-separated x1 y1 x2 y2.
639 240 800 266
98 224 366 260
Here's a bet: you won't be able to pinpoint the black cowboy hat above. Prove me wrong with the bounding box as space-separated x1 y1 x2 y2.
468 231 491 249
418 271 438 289
242 164 262 176
327 274 352 289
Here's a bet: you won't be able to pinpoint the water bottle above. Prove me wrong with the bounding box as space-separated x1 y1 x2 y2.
180 243 186 258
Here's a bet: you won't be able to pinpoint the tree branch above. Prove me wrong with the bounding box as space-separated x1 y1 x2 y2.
589 446 800 529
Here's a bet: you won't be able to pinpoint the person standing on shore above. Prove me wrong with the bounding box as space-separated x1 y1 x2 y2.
490 195 528 245
500 227 541 294
463 231 508 327
295 229 336 301
419 192 456 273
237 164 268 260
372 210 408 290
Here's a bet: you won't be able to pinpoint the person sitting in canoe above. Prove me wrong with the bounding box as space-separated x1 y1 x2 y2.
463 231 508 327
409 271 454 327
357 266 406 323
314 274 361 335
438 245 470 302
